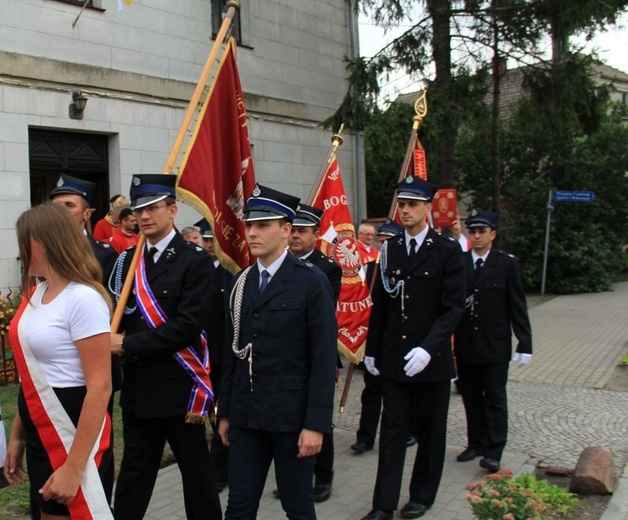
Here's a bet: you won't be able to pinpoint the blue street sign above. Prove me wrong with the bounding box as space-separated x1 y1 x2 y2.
551 190 595 202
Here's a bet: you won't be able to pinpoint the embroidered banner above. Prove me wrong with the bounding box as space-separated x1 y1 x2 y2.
312 158 372 363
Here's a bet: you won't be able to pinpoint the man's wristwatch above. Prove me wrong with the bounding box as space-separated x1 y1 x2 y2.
119 337 125 356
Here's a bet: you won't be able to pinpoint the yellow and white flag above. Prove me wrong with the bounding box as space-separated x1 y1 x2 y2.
117 0 133 11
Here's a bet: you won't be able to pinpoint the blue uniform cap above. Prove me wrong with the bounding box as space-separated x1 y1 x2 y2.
243 184 300 223
378 218 404 237
396 175 439 202
466 209 499 229
50 174 96 205
195 218 214 239
293 204 324 227
129 174 176 210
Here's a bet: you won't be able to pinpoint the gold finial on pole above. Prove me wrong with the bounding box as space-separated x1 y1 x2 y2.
305 125 345 205
412 91 428 130
331 124 344 148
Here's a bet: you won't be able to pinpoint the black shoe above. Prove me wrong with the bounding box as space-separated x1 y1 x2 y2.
272 488 280 499
360 509 393 520
406 435 418 448
400 502 431 518
457 447 480 462
312 482 332 503
351 441 373 453
216 481 227 493
479 457 501 473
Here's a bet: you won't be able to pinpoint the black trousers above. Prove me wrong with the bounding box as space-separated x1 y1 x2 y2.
225 427 316 520
209 365 229 484
456 360 509 461
114 412 222 520
373 378 450 510
356 369 382 446
314 430 334 484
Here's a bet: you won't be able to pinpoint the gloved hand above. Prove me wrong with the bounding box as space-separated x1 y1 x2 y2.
364 356 380 376
403 347 431 377
513 352 532 368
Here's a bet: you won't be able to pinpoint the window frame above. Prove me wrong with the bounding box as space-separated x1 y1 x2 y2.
211 0 250 47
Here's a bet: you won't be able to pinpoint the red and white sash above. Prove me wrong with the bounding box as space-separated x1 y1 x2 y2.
135 248 214 423
10 283 112 519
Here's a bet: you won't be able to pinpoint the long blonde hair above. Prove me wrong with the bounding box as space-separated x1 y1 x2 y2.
16 202 112 313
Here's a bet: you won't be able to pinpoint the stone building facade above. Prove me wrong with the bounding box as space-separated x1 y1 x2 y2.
0 0 363 290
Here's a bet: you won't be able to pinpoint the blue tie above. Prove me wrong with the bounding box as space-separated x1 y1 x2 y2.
260 270 271 293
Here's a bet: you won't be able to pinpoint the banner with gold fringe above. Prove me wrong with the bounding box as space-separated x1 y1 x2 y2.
176 38 256 274
312 158 372 364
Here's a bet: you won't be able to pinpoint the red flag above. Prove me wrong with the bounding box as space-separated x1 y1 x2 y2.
176 38 256 274
413 141 428 180
312 158 372 363
433 189 458 227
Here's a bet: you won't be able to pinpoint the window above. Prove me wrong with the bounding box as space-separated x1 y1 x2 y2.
211 0 245 45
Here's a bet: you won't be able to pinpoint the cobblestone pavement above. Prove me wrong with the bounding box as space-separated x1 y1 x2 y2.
143 283 627 519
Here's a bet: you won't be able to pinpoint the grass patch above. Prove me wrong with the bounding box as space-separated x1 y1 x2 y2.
0 384 29 518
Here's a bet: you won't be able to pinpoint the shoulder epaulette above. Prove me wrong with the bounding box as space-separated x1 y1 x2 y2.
435 233 456 243
184 242 206 255
497 250 518 260
94 240 112 250
297 258 315 269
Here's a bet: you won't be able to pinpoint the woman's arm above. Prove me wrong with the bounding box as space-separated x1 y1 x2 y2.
39 331 112 505
4 408 27 485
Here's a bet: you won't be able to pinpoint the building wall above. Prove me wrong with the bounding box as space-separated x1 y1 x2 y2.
0 0 361 291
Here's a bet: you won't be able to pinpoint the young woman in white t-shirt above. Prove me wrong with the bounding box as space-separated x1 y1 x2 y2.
4 202 113 519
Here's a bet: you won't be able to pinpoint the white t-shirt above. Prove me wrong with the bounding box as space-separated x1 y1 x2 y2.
25 282 110 388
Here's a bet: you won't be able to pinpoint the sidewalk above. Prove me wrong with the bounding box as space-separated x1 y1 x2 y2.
145 429 534 520
144 283 628 519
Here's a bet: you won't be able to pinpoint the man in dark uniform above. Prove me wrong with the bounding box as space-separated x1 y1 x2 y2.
50 174 117 288
217 185 337 520
110 175 221 520
197 218 230 493
288 204 341 503
454 210 532 473
50 173 118 505
361 176 465 520
351 219 404 455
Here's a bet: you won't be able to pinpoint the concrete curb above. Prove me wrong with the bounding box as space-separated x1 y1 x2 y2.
599 461 628 520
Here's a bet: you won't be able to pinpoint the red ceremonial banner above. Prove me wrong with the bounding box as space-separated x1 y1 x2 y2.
432 189 458 227
312 158 372 363
413 145 427 180
176 38 256 274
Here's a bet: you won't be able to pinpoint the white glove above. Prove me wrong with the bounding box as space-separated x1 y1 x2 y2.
403 347 431 377
513 353 532 368
364 356 380 376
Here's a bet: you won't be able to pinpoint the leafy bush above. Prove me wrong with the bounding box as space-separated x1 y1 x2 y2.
0 291 22 337
466 469 579 520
